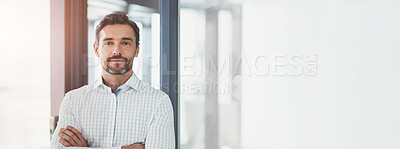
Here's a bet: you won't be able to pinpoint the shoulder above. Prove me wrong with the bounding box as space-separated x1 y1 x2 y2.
137 81 169 98
137 81 172 109
65 85 91 99
62 84 91 106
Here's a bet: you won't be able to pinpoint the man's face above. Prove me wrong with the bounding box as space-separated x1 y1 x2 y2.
94 24 139 75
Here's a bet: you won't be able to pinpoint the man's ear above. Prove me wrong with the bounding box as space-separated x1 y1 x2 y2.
93 42 100 57
134 44 140 57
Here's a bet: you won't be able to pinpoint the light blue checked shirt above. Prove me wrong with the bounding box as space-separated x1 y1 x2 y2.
50 73 175 149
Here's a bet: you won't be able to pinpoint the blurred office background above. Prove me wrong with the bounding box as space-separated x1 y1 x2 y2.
0 0 399 149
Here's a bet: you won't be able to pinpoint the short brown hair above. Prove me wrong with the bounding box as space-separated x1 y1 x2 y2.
95 11 140 47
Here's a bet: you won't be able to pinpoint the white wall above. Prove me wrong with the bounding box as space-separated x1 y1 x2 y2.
241 0 400 149
0 0 50 148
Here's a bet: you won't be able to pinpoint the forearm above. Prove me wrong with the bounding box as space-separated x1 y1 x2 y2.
51 127 121 149
60 147 121 149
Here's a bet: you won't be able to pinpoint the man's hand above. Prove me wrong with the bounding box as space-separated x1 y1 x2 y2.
121 143 145 149
58 126 88 147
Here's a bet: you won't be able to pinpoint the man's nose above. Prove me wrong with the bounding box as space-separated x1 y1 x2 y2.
112 43 122 55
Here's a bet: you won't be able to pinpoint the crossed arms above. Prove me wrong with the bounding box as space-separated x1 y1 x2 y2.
57 126 144 149
50 92 175 149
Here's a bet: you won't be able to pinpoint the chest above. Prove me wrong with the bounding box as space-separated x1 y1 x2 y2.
76 92 155 147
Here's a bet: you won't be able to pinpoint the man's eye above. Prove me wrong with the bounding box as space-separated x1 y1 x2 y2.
122 42 130 45
106 42 113 45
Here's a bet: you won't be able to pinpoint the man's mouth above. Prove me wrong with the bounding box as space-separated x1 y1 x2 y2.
109 59 126 62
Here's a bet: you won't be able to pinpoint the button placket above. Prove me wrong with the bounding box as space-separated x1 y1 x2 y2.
107 93 117 147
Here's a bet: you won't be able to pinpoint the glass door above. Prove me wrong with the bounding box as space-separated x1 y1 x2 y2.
179 1 243 148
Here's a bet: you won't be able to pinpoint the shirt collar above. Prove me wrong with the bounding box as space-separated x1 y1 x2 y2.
92 72 141 91
124 72 140 90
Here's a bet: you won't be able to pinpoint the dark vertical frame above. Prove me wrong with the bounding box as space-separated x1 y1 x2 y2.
160 0 180 148
64 0 88 93
50 0 88 116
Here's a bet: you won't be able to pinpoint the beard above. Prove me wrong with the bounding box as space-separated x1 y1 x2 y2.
102 54 133 75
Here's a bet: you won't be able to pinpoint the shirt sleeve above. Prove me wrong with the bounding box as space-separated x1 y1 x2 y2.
50 92 121 149
145 93 175 149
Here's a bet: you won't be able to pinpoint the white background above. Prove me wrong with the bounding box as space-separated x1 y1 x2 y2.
241 0 400 149
0 0 50 148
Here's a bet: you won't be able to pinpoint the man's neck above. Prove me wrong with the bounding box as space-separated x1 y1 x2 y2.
102 70 133 93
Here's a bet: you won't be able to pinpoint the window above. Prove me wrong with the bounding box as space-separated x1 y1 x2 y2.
179 1 242 148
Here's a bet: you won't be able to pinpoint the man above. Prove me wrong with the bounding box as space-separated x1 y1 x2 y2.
50 12 175 149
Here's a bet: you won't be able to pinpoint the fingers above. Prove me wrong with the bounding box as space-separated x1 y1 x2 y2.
58 126 88 147
59 138 72 147
59 128 77 146
130 143 145 149
66 126 88 146
59 128 80 146
122 143 145 149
